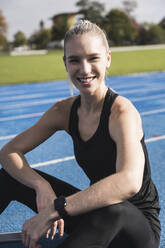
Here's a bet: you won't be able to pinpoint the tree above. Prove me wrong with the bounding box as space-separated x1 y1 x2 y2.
0 10 7 35
0 10 8 49
29 28 52 49
105 9 138 46
13 31 27 47
122 0 137 16
159 17 165 30
136 26 149 45
147 24 165 44
76 0 105 25
51 13 77 41
0 33 7 49
40 20 44 30
137 23 165 45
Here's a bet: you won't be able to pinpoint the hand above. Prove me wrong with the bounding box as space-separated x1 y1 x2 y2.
22 203 59 248
35 181 65 240
46 219 64 240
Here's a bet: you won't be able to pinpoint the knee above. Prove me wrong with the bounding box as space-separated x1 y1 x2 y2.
101 201 126 220
88 201 126 229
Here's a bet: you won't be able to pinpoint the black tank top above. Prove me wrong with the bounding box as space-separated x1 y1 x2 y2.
69 87 161 238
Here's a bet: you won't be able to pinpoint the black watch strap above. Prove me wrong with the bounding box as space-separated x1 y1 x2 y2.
54 196 69 220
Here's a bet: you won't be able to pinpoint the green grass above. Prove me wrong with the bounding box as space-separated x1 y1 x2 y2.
109 49 165 75
0 49 165 85
0 50 68 85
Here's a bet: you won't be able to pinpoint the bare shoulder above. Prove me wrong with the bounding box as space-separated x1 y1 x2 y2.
41 96 77 131
111 95 141 119
3 96 77 154
110 95 143 141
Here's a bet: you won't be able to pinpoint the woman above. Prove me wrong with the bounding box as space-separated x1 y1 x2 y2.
0 20 161 248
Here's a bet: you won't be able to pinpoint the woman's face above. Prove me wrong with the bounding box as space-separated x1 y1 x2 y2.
64 33 111 94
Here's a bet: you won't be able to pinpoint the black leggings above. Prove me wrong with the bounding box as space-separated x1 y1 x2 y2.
0 168 160 248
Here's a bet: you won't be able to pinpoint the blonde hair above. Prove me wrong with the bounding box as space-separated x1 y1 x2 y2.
64 20 110 58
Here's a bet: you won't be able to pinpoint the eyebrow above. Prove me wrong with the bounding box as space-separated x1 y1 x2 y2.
67 53 101 60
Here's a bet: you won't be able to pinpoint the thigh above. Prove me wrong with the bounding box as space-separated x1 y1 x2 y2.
0 169 13 212
57 201 159 248
109 201 159 248
0 168 80 212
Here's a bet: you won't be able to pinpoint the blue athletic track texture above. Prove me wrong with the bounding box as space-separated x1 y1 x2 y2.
0 71 165 248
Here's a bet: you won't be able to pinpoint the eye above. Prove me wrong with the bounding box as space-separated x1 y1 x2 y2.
68 58 79 64
89 56 99 61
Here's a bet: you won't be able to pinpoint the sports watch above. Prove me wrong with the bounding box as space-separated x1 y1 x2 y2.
54 195 69 220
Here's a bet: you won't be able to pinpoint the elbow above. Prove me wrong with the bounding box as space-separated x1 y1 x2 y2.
130 182 142 196
0 148 5 168
126 172 142 198
0 146 9 168
0 145 18 169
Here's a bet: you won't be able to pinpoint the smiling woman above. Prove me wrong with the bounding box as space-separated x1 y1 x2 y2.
63 21 111 96
0 20 161 248
63 33 111 95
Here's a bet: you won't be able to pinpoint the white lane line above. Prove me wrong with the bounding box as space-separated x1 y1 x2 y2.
108 80 164 90
119 87 165 95
31 156 75 168
0 134 16 141
1 87 165 110
141 108 165 116
27 136 165 169
0 98 63 110
0 136 164 170
1 92 165 110
0 90 26 96
1 107 165 123
0 86 164 102
0 93 47 102
0 112 43 122
1 133 165 143
145 135 165 143
131 94 165 102
0 86 68 98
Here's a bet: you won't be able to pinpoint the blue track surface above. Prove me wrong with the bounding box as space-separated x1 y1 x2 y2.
0 71 165 247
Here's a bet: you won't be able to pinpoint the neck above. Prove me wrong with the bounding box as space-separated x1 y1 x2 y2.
80 85 108 113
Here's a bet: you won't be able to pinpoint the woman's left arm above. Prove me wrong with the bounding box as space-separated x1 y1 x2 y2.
66 97 145 215
22 97 145 248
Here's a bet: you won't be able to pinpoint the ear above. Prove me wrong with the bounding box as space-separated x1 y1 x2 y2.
63 56 68 72
106 50 111 68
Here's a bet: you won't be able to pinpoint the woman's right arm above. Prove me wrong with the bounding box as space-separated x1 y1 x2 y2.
0 98 75 239
0 98 72 200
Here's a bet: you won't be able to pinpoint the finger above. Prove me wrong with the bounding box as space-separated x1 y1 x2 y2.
29 239 37 248
22 225 27 244
58 219 64 237
24 233 30 248
36 245 41 248
22 230 29 248
50 221 58 240
22 231 25 244
29 234 40 248
46 228 50 239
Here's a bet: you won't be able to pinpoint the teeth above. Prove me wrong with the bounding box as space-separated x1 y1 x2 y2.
78 77 95 82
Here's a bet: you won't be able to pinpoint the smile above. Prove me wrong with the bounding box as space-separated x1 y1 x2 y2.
77 76 96 84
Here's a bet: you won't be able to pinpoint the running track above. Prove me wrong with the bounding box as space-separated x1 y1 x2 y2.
0 71 165 247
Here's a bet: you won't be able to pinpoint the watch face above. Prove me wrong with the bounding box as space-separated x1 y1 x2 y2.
55 196 66 210
54 196 68 220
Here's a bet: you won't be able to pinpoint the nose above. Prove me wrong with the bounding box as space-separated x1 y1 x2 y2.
79 60 91 75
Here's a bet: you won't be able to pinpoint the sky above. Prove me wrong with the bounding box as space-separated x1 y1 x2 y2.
0 0 165 41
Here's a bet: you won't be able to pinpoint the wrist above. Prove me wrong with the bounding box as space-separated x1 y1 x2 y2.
34 179 51 193
54 196 70 221
49 202 60 221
